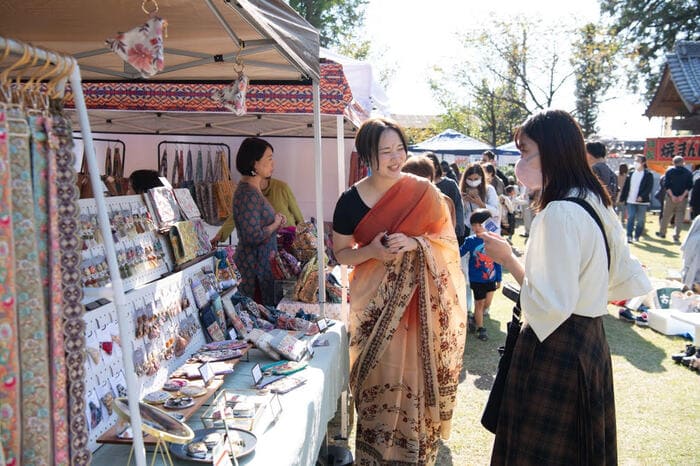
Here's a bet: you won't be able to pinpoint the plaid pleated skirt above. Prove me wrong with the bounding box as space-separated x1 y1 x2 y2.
491 315 616 466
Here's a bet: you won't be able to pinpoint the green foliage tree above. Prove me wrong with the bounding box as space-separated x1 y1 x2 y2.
600 0 700 100
571 23 619 137
430 19 566 146
288 0 369 48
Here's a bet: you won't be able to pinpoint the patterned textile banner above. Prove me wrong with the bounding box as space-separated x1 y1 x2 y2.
63 63 352 115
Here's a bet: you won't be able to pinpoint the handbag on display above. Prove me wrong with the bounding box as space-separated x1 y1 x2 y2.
111 146 130 195
291 221 318 263
213 150 235 221
211 70 249 116
180 148 196 198
147 186 181 229
77 149 94 199
173 188 202 220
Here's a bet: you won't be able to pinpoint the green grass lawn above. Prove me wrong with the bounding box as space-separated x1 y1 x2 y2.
331 212 700 466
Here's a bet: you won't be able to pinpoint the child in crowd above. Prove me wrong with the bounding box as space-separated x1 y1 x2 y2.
460 209 502 341
499 185 517 239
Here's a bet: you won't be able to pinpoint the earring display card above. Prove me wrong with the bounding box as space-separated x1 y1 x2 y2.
82 256 213 453
79 196 174 303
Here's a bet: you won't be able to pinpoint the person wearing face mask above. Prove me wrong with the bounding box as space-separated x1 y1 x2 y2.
459 163 501 235
619 155 654 243
479 110 651 465
332 118 466 465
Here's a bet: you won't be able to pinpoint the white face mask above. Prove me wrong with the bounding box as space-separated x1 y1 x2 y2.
466 178 482 188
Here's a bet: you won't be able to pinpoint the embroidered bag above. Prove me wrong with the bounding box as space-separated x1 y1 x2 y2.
105 16 167 78
213 150 235 220
212 70 249 116
291 221 318 263
169 220 199 265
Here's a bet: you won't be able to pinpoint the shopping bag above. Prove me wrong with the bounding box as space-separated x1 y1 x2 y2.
77 149 94 199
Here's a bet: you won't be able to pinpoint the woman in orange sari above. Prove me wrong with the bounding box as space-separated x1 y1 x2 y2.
332 118 466 465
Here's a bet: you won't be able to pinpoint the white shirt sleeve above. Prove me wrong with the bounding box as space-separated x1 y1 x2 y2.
521 202 583 341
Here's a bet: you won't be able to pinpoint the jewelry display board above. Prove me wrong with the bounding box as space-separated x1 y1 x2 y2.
83 257 215 452
79 195 174 301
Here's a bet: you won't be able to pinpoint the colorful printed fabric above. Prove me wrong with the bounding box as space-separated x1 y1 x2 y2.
51 105 90 465
44 116 69 466
232 182 278 306
105 17 166 78
8 107 52 465
0 107 21 466
346 176 466 465
63 63 352 114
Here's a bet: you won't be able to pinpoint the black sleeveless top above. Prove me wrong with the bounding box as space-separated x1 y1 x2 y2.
332 185 370 235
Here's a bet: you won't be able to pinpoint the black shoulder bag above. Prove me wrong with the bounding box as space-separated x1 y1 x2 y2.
480 197 610 433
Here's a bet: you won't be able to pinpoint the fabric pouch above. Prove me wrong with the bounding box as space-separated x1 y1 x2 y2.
212 71 249 115
199 303 226 343
105 17 167 78
169 220 199 265
269 332 307 362
245 328 280 361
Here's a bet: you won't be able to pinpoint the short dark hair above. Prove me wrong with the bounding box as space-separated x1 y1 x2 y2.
401 155 435 180
586 141 607 159
129 169 163 194
236 137 273 176
482 163 496 176
470 208 492 225
482 150 496 161
355 118 408 169
515 109 611 211
424 152 442 177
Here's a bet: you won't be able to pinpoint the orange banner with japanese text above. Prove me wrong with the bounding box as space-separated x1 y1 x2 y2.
644 136 700 174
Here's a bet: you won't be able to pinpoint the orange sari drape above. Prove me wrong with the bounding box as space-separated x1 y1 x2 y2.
348 175 466 465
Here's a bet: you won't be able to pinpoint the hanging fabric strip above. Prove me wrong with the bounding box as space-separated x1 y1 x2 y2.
171 147 181 187
0 105 21 466
51 100 91 465
8 106 53 465
178 149 184 187
43 115 70 466
159 147 168 178
104 145 112 177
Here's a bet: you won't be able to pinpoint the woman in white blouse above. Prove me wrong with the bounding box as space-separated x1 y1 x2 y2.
479 109 651 465
459 163 500 235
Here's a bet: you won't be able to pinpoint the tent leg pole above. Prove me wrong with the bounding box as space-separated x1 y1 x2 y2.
71 62 147 466
313 80 326 317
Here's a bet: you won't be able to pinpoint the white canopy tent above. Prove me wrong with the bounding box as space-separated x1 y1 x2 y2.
0 2 330 465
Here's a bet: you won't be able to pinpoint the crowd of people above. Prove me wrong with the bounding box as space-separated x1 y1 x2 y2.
125 110 698 465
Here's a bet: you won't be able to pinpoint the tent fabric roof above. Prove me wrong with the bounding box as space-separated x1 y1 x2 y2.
645 40 700 117
409 129 493 155
0 0 320 82
495 141 520 156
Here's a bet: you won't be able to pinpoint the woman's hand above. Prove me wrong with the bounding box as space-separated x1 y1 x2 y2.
210 232 222 248
382 232 418 254
477 231 512 264
275 213 287 229
478 231 524 284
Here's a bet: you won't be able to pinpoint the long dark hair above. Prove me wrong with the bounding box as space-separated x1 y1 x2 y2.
459 163 487 201
515 109 611 211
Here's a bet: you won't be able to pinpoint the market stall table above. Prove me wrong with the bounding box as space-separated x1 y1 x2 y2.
90 321 349 465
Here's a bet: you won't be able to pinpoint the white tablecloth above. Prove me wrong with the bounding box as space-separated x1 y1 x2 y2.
90 322 349 466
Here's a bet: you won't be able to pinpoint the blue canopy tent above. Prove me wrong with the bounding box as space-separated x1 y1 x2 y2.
409 129 493 157
495 141 520 156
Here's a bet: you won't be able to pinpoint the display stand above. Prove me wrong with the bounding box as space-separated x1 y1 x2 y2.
113 398 194 466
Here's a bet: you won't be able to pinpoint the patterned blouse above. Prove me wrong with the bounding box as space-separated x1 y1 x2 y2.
232 182 278 305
